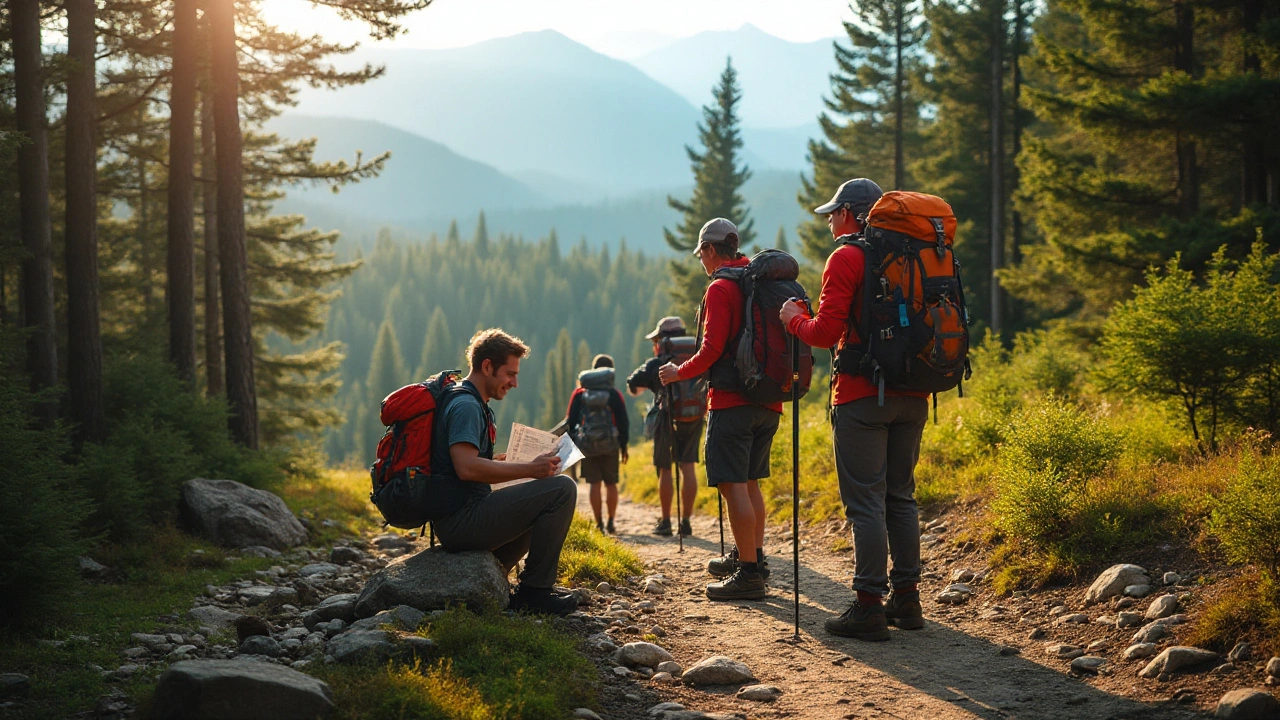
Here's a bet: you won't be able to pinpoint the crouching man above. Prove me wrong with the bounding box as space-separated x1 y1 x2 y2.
433 328 580 616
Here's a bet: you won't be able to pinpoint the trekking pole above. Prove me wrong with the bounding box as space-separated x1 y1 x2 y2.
791 333 802 640
717 493 725 557
666 386 683 553
429 522 435 548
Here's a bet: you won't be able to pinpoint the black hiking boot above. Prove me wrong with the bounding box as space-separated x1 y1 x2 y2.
596 519 604 533
653 518 673 537
606 518 616 535
705 567 767 601
509 585 579 617
824 601 891 641
707 546 769 582
885 589 924 630
679 518 693 537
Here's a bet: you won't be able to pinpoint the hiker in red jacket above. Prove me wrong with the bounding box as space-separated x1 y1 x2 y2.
659 218 781 601
780 178 929 640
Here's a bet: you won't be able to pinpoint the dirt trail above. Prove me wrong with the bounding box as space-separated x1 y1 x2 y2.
582 493 1207 720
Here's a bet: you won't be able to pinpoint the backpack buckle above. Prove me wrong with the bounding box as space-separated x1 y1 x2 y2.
929 218 946 258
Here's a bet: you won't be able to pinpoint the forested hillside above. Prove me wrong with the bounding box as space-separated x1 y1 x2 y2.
317 223 672 464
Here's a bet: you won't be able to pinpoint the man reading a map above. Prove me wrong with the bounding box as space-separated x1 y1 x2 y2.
431 328 580 616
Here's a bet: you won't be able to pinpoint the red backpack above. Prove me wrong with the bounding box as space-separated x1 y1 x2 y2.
369 370 473 529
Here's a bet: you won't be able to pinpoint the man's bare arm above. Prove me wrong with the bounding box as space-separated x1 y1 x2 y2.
449 443 561 484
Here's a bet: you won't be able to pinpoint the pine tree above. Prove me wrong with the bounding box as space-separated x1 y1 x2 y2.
664 58 756 318
774 226 790 253
797 0 928 265
539 328 575 428
167 0 198 383
473 211 489 253
414 306 454 378
367 316 407 402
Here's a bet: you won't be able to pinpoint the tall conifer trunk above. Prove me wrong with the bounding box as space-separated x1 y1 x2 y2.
12 0 58 425
210 0 258 448
200 87 223 397
1174 0 1199 218
167 0 198 383
1010 0 1025 267
1239 0 1268 207
989 0 1005 337
893 1 905 190
65 0 105 443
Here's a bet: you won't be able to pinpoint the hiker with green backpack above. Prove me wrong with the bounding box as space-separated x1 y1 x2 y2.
625 317 706 537
566 354 629 534
780 179 971 640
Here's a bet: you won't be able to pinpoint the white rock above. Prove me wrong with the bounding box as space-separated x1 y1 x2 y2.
1045 643 1084 660
650 672 673 683
945 583 975 595
1162 572 1181 586
573 709 603 720
681 655 754 686
617 642 674 668
1071 656 1108 674
1145 594 1179 620
1085 564 1149 605
1266 656 1280 678
643 579 666 595
612 666 631 677
1138 646 1219 679
1124 584 1153 598
1214 688 1280 719
737 684 783 701
1124 643 1158 660
936 591 969 605
166 645 199 662
950 569 974 583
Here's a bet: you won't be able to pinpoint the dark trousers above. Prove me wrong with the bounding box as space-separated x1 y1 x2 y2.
434 475 577 588
834 396 928 595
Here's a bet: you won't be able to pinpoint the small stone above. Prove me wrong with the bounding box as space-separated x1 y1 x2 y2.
596 582 612 594
681 655 754 686
1145 594 1179 620
1162 572 1181 586
234 616 272 643
1114 597 1136 609
616 641 674 668
1071 656 1108 674
0 674 30 699
78 556 110 579
1124 584 1152 598
1138 646 1219 679
936 591 969 605
612 666 631 677
1048 605 1070 617
329 546 366 565
1131 620 1171 644
649 625 667 638
1027 628 1047 640
1214 688 1280 719
643 579 666 595
1116 612 1144 628
656 661 683 677
113 664 141 678
298 563 341 578
648 702 686 716
1087 639 1111 653
167 645 199 662
1266 656 1280 678
945 582 975 595
1227 642 1251 663
131 633 171 650
238 635 282 657
1210 663 1237 676
997 645 1021 656
651 671 673 683
573 709 603 720
1045 643 1084 660
737 684 783 701
950 569 974 583
188 605 243 630
1124 643 1158 661
1056 613 1089 625
1086 564 1149 604
1094 615 1115 626
122 647 149 659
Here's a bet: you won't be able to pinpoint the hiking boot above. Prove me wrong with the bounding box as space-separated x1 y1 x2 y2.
653 518 673 537
824 601 891 641
606 518 616 535
678 518 693 537
706 568 767 601
509 585 579 616
595 520 604 533
707 546 770 582
885 589 924 630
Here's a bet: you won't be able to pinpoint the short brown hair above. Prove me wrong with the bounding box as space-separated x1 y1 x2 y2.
592 353 614 369
466 328 529 373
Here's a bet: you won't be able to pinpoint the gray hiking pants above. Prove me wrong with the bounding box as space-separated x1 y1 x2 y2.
434 475 577 589
834 396 928 596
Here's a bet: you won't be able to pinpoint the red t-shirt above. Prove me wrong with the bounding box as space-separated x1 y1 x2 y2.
786 243 927 407
676 257 784 413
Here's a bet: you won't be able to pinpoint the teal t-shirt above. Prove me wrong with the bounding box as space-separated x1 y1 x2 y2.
431 381 494 515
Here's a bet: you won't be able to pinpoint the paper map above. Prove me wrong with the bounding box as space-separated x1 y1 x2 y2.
506 423 585 472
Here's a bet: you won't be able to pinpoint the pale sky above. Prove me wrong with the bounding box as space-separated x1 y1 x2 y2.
263 0 852 58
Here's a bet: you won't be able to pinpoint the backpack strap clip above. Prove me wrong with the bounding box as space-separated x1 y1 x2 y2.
929 218 946 258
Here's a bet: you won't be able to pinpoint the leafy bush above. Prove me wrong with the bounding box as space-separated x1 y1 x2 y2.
999 398 1122 482
76 353 283 541
0 336 90 626
1209 448 1280 577
991 464 1080 549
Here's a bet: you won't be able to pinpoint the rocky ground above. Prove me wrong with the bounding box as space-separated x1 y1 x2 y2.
579 494 1280 720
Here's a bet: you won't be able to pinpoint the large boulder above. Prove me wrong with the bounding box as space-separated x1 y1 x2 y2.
1138 646 1220 679
681 656 754 686
151 659 334 719
179 479 307 550
354 547 508 617
1215 689 1280 719
1085 564 1148 605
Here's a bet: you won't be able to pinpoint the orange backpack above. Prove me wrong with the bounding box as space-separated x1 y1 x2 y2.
834 191 971 403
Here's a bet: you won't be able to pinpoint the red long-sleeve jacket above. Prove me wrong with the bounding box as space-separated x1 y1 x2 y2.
786 243 926 407
676 257 783 413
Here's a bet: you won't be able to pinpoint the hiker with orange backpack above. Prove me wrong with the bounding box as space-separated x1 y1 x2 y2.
780 179 970 640
566 354 630 534
660 218 812 601
625 317 705 537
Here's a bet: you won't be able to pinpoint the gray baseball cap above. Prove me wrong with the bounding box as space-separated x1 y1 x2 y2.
814 178 884 216
645 316 686 340
692 217 738 255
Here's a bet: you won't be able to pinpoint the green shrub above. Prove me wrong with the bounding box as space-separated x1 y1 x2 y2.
0 336 90 626
991 464 1080 548
76 353 283 541
558 514 644 587
1209 448 1280 577
1000 398 1121 482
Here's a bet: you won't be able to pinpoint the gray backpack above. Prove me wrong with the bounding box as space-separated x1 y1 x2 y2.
572 368 619 457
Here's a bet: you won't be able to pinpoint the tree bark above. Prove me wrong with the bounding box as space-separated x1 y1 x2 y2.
1239 0 1267 207
201 86 223 397
210 0 258 448
989 0 1005 337
65 0 105 444
1010 0 1025 266
167 0 198 384
12 0 58 425
1174 0 1199 218
893 1 905 190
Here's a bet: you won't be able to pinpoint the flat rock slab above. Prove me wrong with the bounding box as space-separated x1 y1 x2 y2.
737 684 782 701
1215 688 1280 719
189 605 244 630
152 658 334 719
1086 564 1148 604
1139 646 1219 679
681 655 754 686
354 547 508 617
180 479 307 550
0 674 29 699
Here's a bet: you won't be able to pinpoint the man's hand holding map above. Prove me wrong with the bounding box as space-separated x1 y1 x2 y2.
505 423 585 473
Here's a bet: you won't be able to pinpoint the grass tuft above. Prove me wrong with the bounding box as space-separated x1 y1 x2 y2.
559 514 645 587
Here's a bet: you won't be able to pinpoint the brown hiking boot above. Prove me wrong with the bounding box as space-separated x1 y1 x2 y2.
705 568 767 601
824 601 891 641
885 589 924 629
